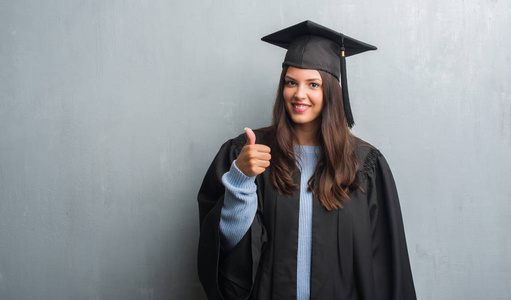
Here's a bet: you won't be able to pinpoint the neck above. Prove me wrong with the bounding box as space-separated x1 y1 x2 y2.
293 122 320 146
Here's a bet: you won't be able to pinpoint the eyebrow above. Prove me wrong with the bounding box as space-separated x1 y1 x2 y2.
285 75 322 82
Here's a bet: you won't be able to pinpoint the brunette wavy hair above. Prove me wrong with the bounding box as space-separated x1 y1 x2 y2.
266 66 359 210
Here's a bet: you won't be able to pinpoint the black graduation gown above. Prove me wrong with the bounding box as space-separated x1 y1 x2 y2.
197 130 416 300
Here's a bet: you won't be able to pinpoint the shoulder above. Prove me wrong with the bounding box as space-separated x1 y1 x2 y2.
225 127 273 153
230 127 273 147
354 137 383 173
229 133 246 153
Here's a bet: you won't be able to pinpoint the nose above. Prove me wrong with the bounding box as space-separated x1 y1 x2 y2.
294 85 306 100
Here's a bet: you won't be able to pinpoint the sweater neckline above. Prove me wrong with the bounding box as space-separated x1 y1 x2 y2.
294 144 320 154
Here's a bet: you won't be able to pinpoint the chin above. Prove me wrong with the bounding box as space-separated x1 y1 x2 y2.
291 117 320 126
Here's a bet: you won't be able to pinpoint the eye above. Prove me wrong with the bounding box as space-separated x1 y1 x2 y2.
285 80 296 86
310 82 320 88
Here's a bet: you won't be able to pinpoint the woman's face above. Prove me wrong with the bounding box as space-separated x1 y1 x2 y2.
283 66 324 128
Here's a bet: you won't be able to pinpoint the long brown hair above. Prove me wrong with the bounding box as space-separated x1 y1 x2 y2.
268 66 359 210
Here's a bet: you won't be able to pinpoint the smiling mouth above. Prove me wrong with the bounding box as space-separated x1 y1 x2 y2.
292 103 311 113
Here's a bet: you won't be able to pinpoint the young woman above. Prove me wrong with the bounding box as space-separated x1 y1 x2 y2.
198 20 416 300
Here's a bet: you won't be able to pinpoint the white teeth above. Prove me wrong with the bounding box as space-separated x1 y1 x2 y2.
294 105 308 109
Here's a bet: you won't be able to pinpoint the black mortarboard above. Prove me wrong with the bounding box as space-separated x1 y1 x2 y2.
261 20 377 128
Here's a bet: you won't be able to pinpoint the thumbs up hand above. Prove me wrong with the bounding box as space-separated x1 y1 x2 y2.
235 128 271 177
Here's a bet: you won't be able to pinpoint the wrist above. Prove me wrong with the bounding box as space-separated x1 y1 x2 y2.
222 160 257 193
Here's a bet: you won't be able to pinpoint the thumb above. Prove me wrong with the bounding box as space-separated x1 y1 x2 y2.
244 127 256 145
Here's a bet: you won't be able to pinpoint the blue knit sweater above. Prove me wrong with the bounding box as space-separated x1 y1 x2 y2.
219 145 319 300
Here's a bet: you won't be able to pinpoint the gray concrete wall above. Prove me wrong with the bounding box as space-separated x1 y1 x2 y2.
1 0 510 299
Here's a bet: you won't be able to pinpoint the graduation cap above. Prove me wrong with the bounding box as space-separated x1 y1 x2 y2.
261 20 377 128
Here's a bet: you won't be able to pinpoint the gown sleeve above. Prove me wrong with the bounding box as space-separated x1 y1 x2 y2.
197 135 267 300
367 151 417 300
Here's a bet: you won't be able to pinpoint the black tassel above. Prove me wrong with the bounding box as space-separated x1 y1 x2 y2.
340 46 355 128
